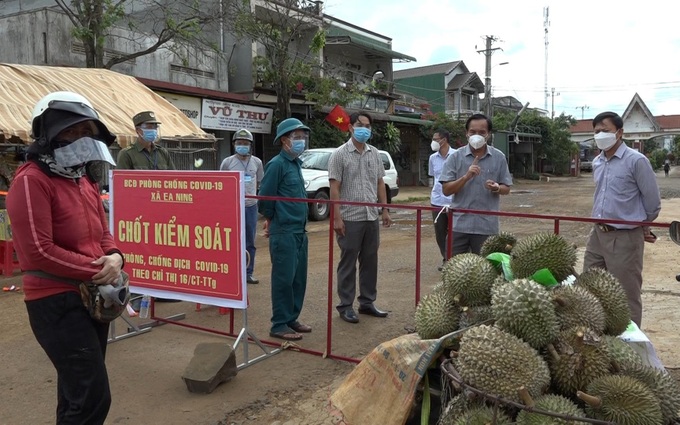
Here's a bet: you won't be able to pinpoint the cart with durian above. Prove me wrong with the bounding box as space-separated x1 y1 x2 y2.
412 232 680 425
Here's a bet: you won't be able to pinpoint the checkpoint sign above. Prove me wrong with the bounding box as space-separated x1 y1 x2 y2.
110 170 246 308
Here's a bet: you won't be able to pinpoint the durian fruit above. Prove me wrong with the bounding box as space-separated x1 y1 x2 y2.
480 231 517 257
414 291 460 339
492 278 559 349
510 233 577 283
603 335 642 371
515 394 587 424
547 327 611 396
552 285 606 333
449 406 512 425
438 393 485 425
441 253 498 306
458 305 494 330
619 364 680 424
457 325 550 403
575 268 631 336
577 374 663 425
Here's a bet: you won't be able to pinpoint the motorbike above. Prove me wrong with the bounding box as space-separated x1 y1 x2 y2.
671 221 680 282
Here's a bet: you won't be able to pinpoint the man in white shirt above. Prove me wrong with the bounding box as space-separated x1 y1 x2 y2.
428 129 454 271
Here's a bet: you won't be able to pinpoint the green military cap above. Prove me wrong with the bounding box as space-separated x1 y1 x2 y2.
132 111 161 127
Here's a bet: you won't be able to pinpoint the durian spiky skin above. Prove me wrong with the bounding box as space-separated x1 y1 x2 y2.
619 364 680 424
438 394 485 425
581 374 663 425
458 305 494 330
575 268 631 336
414 291 460 340
458 325 550 403
480 231 517 258
441 253 498 306
492 278 559 349
450 406 512 425
603 335 642 371
548 327 611 397
510 233 577 283
553 284 606 333
515 394 587 425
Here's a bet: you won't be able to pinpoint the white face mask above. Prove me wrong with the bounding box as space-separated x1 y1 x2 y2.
468 134 487 150
430 140 440 151
594 131 618 151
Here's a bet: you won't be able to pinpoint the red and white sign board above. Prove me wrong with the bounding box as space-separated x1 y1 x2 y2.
110 170 246 308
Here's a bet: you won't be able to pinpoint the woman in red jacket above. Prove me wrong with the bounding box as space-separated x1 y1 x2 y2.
7 91 124 425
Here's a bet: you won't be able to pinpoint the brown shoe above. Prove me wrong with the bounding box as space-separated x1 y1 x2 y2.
269 328 302 341
289 321 312 333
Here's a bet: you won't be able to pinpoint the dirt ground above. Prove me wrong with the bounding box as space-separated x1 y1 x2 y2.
1 168 679 425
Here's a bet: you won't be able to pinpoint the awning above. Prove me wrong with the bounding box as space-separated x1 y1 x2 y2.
0 63 214 147
325 36 416 63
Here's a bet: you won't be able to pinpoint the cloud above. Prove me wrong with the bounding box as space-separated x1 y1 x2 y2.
324 0 680 118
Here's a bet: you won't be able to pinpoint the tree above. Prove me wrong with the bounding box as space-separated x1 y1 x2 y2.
54 0 222 69
230 0 326 120
420 112 465 148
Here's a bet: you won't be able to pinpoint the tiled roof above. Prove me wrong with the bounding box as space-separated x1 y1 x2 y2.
394 61 461 79
570 119 592 133
570 115 680 133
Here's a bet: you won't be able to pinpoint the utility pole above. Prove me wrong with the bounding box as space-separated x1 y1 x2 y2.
477 35 501 118
551 87 560 119
544 6 550 111
576 105 589 119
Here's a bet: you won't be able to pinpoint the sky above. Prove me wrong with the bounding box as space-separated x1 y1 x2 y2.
323 0 680 120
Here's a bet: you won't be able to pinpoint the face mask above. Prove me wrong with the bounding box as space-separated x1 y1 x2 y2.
53 137 116 167
353 127 371 143
291 139 306 155
468 134 486 150
235 146 250 156
431 140 441 152
594 131 618 151
141 129 158 143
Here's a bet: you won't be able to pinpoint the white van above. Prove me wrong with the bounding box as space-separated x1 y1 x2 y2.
299 148 399 221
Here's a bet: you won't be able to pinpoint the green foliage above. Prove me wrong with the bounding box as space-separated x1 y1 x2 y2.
510 111 577 175
419 112 466 148
647 149 669 170
306 117 347 148
672 135 680 162
371 122 401 154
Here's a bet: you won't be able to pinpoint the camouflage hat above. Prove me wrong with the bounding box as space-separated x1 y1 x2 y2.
132 111 161 127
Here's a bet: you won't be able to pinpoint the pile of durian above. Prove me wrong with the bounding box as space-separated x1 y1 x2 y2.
414 232 680 425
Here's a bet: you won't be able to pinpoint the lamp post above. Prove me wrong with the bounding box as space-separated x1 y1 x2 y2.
485 61 509 117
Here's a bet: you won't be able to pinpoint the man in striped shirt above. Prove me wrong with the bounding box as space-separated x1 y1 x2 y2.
329 112 392 324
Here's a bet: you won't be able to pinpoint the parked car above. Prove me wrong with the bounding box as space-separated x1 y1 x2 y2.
299 148 400 221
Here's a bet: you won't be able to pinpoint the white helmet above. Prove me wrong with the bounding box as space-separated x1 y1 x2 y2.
31 91 116 146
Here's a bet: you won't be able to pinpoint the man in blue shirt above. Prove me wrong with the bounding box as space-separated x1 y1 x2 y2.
439 114 513 255
428 128 454 270
258 118 311 341
584 111 661 327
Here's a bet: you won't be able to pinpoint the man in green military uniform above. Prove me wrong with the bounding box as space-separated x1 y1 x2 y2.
258 118 311 341
117 111 176 170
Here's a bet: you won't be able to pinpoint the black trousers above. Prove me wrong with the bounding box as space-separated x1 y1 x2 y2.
26 291 111 425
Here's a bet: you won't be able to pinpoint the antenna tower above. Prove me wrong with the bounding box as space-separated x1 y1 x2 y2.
543 6 550 111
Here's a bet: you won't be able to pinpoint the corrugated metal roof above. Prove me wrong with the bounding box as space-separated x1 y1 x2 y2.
0 63 214 147
447 72 484 91
394 61 461 80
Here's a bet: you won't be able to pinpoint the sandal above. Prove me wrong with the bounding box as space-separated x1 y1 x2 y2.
269 329 303 341
289 321 312 333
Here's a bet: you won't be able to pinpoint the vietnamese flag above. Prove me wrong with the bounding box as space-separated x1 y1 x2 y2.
325 104 350 132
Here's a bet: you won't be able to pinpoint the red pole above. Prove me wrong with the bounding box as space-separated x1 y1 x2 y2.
554 218 560 235
326 205 335 359
415 209 422 306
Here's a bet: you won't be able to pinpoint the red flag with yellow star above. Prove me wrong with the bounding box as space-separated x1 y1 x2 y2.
325 104 350 132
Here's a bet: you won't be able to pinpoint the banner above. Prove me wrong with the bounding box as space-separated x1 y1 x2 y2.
110 170 246 308
156 91 202 127
201 99 273 133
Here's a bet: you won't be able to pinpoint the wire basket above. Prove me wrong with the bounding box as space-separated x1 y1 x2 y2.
439 359 617 425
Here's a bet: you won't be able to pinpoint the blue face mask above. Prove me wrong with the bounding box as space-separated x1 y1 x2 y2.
235 145 250 156
141 129 158 143
353 127 371 143
291 139 306 155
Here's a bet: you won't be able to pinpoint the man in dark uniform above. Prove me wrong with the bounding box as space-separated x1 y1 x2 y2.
258 118 311 341
117 111 175 170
